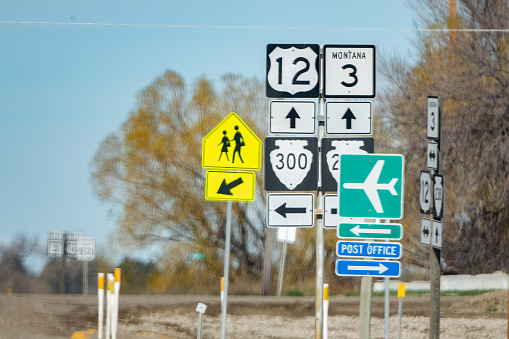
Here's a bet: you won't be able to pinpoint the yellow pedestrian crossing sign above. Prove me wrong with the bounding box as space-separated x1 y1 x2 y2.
202 112 262 170
205 171 256 202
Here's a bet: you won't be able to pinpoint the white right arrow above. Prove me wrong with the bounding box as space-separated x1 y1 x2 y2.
348 263 388 274
351 225 391 236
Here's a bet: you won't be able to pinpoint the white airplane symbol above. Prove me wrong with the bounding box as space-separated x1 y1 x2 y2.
343 160 398 213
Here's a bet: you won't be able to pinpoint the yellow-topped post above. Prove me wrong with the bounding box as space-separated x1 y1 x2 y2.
98 273 105 339
323 284 329 339
397 283 405 339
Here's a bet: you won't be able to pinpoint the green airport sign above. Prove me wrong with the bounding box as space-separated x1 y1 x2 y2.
339 154 404 219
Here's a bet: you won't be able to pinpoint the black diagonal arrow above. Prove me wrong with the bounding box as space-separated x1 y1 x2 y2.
217 177 243 195
275 202 307 218
286 107 300 129
341 108 356 129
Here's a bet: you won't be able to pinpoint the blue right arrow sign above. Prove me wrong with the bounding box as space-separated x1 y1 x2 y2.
335 259 401 277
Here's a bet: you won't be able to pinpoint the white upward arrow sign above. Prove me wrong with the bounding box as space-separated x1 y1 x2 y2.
351 225 391 236
348 263 388 274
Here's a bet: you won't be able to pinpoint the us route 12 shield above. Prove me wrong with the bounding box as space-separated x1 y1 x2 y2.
264 137 318 191
339 154 404 219
266 44 320 98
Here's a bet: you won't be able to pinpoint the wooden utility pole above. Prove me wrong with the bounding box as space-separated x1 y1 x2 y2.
429 97 443 339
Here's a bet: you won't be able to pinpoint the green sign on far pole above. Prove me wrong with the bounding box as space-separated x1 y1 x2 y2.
338 223 403 240
339 154 405 219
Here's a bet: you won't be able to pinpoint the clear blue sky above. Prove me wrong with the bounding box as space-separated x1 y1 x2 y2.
0 0 418 270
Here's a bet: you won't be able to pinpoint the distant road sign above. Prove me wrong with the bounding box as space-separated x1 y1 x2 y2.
77 236 95 261
205 171 256 202
432 220 442 249
189 253 206 261
421 218 431 245
267 193 314 227
326 102 372 134
47 231 64 259
420 171 432 214
339 154 404 219
338 222 403 240
323 45 375 98
66 232 82 258
264 137 318 191
266 44 320 98
433 174 444 220
336 241 402 259
270 101 316 134
321 137 374 192
202 112 261 171
427 142 439 170
427 96 441 140
336 259 401 277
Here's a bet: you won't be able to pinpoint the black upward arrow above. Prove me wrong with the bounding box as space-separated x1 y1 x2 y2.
341 108 356 129
275 203 307 218
217 177 244 195
286 107 300 129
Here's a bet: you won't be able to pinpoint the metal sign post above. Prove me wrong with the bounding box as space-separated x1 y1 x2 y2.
220 201 232 339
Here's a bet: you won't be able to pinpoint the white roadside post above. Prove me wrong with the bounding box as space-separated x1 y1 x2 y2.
98 273 105 339
196 303 207 339
113 268 121 339
220 277 224 305
323 284 329 339
106 273 114 339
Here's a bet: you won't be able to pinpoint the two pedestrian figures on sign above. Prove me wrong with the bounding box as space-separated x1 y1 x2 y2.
218 125 244 164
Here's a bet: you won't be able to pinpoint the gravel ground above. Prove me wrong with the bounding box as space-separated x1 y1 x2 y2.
0 291 506 338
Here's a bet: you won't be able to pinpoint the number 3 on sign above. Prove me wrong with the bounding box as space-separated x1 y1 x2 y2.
323 45 376 98
266 44 320 98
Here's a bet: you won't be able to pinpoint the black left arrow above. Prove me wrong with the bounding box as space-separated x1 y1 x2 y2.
275 203 307 218
286 107 300 129
341 108 356 129
217 177 243 195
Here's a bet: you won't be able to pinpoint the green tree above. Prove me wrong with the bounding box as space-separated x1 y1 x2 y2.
91 70 270 291
379 0 509 273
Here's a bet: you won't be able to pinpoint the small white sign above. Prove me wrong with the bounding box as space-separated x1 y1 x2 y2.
77 236 95 261
427 142 439 170
267 193 314 227
277 227 297 243
270 101 315 134
420 171 432 214
196 303 207 314
427 97 440 140
433 175 444 220
323 45 375 98
66 232 82 258
432 220 442 249
323 194 364 229
48 231 63 259
421 218 431 245
326 102 371 135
